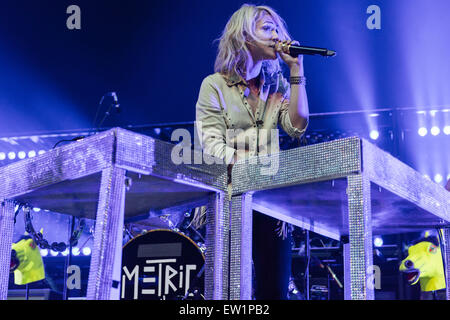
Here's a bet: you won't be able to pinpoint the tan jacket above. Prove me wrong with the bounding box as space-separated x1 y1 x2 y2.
195 71 307 164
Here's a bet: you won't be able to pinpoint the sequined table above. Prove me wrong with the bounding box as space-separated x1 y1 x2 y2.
230 137 450 300
0 128 229 300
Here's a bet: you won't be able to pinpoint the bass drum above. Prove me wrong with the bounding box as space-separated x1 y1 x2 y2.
121 229 205 300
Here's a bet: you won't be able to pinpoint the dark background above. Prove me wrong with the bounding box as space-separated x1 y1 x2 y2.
1 0 450 135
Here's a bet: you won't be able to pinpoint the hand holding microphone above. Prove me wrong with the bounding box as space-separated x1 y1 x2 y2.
274 40 304 70
272 40 336 58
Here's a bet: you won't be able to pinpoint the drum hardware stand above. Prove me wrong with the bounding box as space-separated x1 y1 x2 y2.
63 216 76 300
182 265 205 300
25 284 30 300
305 230 310 300
313 255 343 289
437 228 448 294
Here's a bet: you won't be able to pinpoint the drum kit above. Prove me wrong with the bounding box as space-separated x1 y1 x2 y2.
121 209 206 300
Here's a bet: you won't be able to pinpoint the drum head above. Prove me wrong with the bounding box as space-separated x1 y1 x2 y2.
121 229 204 300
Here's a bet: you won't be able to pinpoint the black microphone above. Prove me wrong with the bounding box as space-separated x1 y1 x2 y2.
88 91 121 137
109 92 121 113
276 42 336 57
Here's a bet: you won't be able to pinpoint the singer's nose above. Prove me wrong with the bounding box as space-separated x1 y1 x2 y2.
271 29 279 40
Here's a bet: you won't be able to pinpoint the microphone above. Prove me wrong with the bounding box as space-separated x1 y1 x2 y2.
110 92 121 113
275 42 336 57
88 91 121 137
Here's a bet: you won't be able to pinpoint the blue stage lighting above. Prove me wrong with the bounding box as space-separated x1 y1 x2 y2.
0 152 5 160
444 126 450 135
50 250 59 257
370 130 379 140
434 174 443 183
418 127 428 136
430 126 440 136
374 236 383 247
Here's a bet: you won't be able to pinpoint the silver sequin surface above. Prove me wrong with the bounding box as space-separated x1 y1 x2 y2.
0 128 228 300
229 137 450 300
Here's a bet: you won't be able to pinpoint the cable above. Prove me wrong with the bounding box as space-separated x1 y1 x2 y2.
52 136 85 149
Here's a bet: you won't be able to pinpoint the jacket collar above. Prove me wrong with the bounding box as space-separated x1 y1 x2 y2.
223 72 247 87
222 69 279 87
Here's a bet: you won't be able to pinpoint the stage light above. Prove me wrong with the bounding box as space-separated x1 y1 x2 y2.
82 247 91 256
418 127 428 136
61 249 69 256
423 174 431 180
0 152 5 160
369 130 379 140
374 236 383 247
8 152 16 160
444 126 450 135
40 249 49 257
430 126 440 136
38 150 46 155
33 207 41 212
434 174 443 183
72 247 80 256
50 250 59 257
18 151 26 159
28 150 36 158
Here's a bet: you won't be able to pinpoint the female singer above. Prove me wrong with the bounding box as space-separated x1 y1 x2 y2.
196 3 309 299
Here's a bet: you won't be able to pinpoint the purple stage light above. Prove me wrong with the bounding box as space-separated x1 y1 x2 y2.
0 152 5 160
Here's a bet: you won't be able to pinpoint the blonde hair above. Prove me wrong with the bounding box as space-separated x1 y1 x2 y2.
214 3 291 78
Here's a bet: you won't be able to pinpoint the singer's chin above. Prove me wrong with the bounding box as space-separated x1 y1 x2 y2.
265 49 278 60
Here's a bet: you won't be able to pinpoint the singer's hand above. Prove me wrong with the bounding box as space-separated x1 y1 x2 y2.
275 40 304 74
